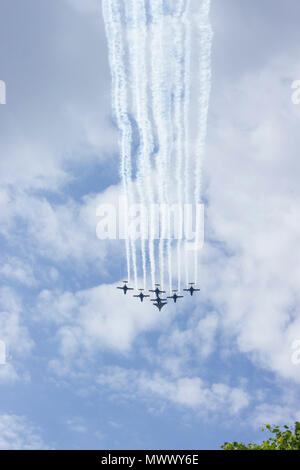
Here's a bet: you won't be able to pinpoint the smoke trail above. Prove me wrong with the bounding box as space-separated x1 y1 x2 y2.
102 0 138 287
194 0 213 284
183 2 192 209
183 0 192 287
125 0 146 290
149 0 166 290
172 0 189 292
125 0 156 289
150 0 175 291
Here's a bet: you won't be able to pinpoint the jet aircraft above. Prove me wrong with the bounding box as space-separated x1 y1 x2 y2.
167 290 184 303
183 283 200 296
116 281 134 295
152 301 168 311
133 289 150 302
149 284 166 297
150 295 167 305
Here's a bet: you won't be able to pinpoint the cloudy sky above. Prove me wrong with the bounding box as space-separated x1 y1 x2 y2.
0 0 300 450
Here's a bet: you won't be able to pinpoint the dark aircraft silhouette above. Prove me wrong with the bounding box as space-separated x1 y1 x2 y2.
133 289 150 303
150 295 167 306
117 281 134 295
183 283 200 296
149 284 166 297
152 301 167 311
167 290 184 303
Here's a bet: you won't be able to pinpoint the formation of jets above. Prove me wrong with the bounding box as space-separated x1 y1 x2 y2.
116 282 200 310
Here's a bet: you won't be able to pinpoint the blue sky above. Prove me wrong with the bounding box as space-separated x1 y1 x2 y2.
0 0 300 450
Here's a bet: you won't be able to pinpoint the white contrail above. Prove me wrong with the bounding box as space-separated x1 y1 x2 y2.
102 0 138 288
194 0 213 284
126 0 157 290
172 0 189 292
149 0 169 290
125 0 146 290
102 0 131 283
183 0 192 287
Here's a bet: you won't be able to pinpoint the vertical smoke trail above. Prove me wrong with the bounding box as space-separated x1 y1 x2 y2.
126 0 146 290
102 0 131 283
194 0 213 284
150 0 177 293
149 0 169 290
183 0 192 288
165 15 175 297
173 0 189 292
102 0 138 287
126 0 156 289
167 205 172 295
183 1 192 208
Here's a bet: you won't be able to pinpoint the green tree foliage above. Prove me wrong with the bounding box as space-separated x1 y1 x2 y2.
222 422 300 450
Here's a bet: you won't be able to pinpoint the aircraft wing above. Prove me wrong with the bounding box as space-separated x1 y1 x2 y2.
159 303 168 310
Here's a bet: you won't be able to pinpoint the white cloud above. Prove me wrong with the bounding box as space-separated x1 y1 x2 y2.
251 403 300 428
0 0 116 192
66 417 87 434
158 312 219 364
0 364 19 385
197 54 300 385
0 287 34 383
0 187 119 267
37 283 172 362
0 180 136 282
0 257 37 287
65 0 100 15
0 415 49 450
97 367 250 415
0 287 34 357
